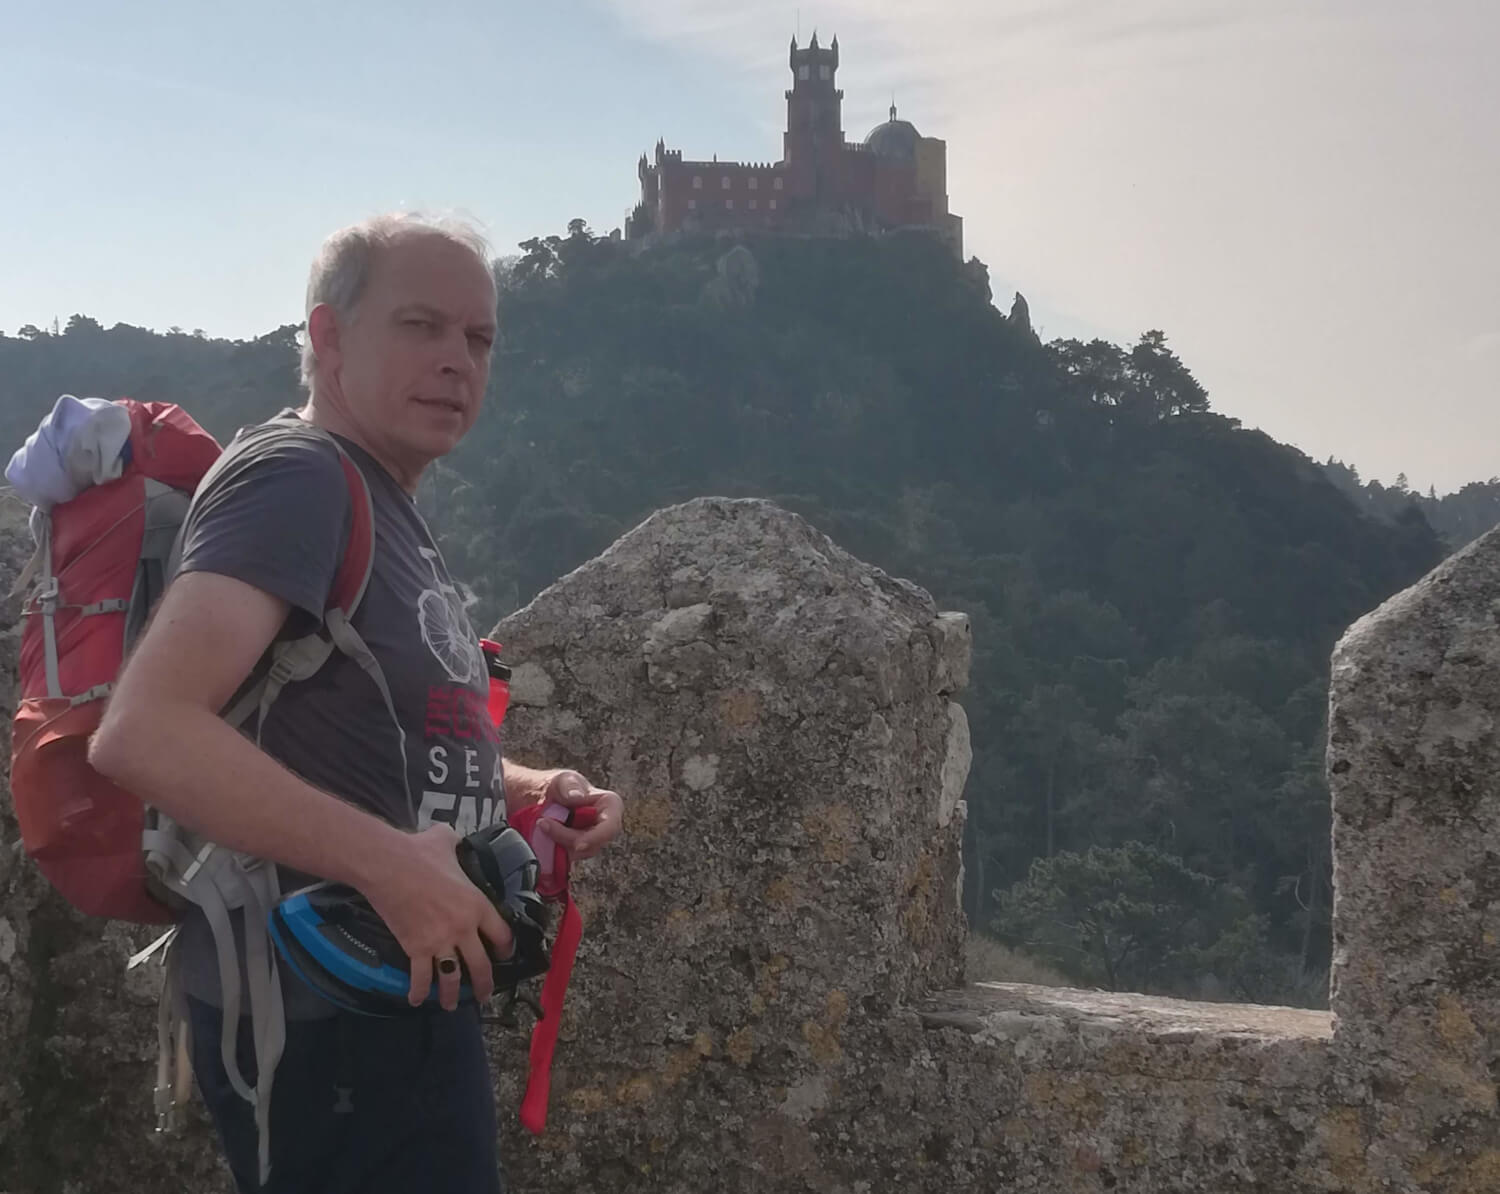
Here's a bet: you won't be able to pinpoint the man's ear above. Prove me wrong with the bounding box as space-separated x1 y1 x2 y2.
307 303 343 376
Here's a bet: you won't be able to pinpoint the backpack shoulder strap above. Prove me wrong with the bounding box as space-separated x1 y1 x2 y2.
168 415 375 615
209 424 376 734
250 414 376 623
323 437 376 621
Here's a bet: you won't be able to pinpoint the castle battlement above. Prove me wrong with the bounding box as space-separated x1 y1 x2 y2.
8 504 1500 1190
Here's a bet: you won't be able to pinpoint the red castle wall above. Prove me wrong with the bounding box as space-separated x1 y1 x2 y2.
654 156 790 234
640 144 931 238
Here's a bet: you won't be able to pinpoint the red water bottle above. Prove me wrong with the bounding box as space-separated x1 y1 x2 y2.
479 639 511 729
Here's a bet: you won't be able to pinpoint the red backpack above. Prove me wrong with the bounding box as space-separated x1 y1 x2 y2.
10 399 374 924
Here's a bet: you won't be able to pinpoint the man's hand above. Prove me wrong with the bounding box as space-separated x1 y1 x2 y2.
358 824 515 1010
534 769 624 861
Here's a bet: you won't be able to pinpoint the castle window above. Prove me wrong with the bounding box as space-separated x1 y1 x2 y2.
748 177 758 191
768 198 777 210
721 176 731 189
749 199 758 210
692 176 702 189
798 64 809 80
726 199 734 210
688 199 697 210
819 65 830 80
773 177 784 191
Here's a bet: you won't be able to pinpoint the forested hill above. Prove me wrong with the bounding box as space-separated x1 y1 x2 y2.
1322 458 1500 551
0 225 1468 1006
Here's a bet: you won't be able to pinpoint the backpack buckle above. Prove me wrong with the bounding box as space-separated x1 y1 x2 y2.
237 852 272 877
267 652 298 688
37 576 59 611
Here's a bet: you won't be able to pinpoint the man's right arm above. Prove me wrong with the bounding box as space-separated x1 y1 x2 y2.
89 569 511 1007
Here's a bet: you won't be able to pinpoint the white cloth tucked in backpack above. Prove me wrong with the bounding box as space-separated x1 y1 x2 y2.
6 394 132 510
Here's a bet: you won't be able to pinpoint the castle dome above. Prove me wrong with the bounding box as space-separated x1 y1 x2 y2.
863 104 920 160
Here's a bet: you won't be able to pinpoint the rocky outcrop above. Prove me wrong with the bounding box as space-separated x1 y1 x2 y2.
1009 290 1034 337
702 244 761 308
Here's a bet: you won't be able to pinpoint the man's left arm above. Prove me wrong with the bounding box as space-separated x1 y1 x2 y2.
502 759 624 860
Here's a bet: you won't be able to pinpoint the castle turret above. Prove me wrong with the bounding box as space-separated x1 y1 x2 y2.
785 32 843 169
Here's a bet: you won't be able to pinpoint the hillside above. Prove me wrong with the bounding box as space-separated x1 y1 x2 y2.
1323 458 1500 551
0 225 1460 1005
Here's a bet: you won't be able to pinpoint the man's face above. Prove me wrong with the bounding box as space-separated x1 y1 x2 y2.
332 233 497 477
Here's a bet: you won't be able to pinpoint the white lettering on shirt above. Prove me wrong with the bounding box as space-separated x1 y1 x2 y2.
417 790 456 829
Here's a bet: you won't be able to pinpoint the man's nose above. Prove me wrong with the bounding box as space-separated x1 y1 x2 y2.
439 329 473 377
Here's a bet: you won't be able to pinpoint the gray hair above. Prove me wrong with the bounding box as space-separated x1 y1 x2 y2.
299 211 494 388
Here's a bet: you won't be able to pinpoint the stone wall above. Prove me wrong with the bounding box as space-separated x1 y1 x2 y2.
485 499 1346 1193
1 498 1498 1192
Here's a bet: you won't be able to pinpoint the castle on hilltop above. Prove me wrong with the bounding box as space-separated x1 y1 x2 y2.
625 34 963 257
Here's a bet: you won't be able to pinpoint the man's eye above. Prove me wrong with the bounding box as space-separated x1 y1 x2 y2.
469 333 494 349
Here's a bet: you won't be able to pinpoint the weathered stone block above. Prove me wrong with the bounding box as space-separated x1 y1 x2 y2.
1328 525 1500 1190
488 500 970 1185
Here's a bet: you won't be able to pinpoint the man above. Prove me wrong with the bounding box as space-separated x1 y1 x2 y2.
90 212 623 1192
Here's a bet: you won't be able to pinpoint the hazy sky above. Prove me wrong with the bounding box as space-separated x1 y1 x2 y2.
4 1 1495 493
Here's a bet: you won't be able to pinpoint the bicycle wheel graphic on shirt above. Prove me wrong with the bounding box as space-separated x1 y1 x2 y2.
417 586 484 684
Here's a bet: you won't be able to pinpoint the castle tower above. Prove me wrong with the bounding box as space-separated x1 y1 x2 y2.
784 32 843 167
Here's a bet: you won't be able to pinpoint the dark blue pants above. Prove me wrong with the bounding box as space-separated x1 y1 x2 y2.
187 998 506 1194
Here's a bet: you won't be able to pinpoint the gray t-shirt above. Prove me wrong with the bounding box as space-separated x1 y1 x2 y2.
173 414 506 1018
